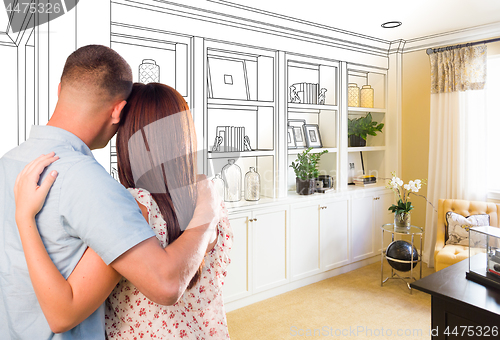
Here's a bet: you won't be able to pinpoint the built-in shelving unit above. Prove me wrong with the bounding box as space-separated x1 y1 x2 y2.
204 41 277 201
347 65 388 185
286 54 340 194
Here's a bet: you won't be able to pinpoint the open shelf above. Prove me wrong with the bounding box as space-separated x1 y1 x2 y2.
348 146 385 152
347 66 386 110
208 150 274 159
288 147 338 155
288 103 338 112
208 98 274 108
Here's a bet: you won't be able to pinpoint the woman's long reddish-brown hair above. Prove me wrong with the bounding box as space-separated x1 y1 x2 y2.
116 83 202 289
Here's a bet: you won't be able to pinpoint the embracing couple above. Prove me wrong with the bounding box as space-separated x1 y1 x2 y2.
0 45 232 339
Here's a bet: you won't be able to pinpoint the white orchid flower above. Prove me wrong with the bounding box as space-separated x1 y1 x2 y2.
404 184 411 191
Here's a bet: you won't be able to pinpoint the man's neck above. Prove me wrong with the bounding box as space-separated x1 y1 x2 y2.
47 107 97 150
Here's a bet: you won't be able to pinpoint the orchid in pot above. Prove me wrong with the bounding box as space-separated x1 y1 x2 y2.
387 172 430 230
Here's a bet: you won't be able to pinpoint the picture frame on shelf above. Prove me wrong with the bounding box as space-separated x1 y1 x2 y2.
287 126 296 149
303 124 322 148
207 57 249 100
288 119 307 149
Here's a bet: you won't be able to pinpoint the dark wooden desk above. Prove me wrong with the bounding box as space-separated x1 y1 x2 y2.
411 256 500 339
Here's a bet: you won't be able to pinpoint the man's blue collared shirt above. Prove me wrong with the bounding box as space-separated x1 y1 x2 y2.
0 125 155 339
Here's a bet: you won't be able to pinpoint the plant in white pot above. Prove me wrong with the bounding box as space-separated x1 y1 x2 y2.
290 147 328 195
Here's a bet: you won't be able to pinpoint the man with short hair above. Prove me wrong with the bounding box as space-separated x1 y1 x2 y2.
0 45 219 339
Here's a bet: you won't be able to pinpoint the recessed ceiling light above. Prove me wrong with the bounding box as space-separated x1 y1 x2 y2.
381 21 402 28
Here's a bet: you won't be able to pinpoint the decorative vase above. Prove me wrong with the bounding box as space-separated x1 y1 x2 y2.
394 211 411 230
360 85 374 108
348 83 360 107
244 167 260 201
212 173 225 200
349 135 367 147
139 59 160 84
296 178 315 195
221 159 241 202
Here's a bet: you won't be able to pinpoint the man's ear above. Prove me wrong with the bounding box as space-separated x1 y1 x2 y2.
111 100 127 125
57 83 62 97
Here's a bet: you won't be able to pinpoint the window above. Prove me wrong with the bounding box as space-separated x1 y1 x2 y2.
486 55 500 198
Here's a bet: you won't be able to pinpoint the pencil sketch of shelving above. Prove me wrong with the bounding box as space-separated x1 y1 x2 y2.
1 0 397 201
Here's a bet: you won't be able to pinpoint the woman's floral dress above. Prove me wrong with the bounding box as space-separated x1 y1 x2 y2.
105 188 232 339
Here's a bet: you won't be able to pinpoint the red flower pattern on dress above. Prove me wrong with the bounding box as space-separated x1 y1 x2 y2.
105 188 232 339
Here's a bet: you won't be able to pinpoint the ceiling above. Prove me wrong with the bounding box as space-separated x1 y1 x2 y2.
2 1 500 42
218 0 500 42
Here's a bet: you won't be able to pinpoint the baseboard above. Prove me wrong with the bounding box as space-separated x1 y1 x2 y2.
224 255 381 313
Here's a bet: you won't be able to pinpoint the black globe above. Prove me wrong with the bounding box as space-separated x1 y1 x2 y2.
386 240 418 272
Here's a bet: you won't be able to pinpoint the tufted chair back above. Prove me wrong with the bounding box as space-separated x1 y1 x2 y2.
434 199 500 270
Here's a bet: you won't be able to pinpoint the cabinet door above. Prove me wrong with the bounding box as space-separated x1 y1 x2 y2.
223 212 251 303
252 207 288 293
320 199 349 271
373 192 395 253
290 203 320 281
351 195 375 261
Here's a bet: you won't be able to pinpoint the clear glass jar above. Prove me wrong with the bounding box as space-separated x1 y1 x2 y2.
212 174 225 201
244 167 260 201
221 159 241 202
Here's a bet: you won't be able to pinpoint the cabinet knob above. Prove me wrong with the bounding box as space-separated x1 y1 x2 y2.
320 206 327 209
374 197 380 200
248 218 257 222
254 218 257 221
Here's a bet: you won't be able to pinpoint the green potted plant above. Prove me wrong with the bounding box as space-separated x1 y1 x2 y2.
348 112 384 147
290 147 328 195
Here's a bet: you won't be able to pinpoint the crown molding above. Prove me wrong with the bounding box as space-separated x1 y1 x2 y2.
403 21 500 53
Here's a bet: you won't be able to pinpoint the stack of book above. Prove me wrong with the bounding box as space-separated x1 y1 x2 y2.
215 126 246 152
292 82 319 104
353 175 377 186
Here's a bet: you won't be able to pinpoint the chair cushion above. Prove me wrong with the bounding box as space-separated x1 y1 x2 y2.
445 211 490 246
435 245 485 271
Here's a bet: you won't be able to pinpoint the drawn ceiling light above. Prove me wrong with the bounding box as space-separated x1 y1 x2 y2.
381 21 402 28
139 59 160 84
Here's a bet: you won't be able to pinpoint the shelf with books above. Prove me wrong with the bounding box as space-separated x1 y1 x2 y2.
205 41 278 199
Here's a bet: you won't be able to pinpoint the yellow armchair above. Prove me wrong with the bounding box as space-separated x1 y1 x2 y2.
434 199 500 271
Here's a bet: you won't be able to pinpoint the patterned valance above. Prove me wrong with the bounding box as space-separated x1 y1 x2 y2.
430 45 487 94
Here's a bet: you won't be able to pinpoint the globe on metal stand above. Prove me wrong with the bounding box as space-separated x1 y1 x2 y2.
386 240 418 272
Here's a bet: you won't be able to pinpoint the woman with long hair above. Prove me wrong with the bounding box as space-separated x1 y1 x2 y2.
14 83 232 339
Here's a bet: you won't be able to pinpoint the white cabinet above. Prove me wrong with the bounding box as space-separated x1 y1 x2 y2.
351 190 394 262
320 199 349 271
223 212 251 303
224 205 289 303
290 198 349 281
252 206 289 293
290 203 320 281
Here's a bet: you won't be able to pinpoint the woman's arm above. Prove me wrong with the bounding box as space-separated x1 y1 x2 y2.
14 153 121 333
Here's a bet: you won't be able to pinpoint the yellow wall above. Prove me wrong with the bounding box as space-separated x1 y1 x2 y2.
401 50 431 229
401 40 500 229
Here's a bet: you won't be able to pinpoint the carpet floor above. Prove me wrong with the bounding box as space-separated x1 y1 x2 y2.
226 261 435 339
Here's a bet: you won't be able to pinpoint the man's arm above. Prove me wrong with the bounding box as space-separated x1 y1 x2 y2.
110 175 220 305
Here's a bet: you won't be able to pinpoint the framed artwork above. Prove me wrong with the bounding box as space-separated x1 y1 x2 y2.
303 124 322 148
288 119 307 148
207 57 249 100
287 126 296 149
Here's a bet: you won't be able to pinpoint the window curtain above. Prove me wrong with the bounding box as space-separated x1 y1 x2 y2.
423 45 487 267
